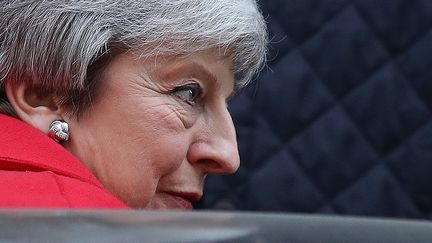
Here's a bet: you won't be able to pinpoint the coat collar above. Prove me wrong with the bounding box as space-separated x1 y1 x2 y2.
0 114 106 190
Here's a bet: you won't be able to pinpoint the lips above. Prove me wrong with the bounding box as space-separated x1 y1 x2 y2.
160 191 202 210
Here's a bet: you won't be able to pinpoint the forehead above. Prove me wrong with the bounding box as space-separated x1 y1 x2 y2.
142 49 232 72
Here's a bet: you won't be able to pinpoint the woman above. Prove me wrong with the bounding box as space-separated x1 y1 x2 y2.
0 0 267 209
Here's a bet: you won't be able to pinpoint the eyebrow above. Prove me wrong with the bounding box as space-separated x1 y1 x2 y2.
152 61 219 86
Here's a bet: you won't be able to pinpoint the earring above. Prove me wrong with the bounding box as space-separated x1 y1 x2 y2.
48 120 69 142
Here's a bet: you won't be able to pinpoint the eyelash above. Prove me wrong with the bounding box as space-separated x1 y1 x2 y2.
170 82 203 105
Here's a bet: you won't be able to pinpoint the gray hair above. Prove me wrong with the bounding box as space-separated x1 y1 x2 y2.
0 0 267 117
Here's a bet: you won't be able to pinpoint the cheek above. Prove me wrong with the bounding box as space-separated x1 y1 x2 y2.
111 104 191 206
75 98 192 208
119 102 190 175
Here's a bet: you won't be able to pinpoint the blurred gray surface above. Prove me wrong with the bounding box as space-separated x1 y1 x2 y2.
0 210 431 242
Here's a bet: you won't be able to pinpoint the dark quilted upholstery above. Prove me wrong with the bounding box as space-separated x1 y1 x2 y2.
197 0 432 219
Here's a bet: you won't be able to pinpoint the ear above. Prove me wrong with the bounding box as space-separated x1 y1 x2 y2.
5 81 63 134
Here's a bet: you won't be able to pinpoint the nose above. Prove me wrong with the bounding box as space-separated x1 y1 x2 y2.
187 106 240 174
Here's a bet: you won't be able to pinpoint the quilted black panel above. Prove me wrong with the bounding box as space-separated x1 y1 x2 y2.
197 0 432 219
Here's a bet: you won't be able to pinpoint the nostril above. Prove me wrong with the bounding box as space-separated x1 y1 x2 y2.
197 159 223 171
195 158 239 174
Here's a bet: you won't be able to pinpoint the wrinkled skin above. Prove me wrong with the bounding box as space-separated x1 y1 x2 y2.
64 49 240 210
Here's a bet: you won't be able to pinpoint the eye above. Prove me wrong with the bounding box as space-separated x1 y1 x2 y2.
170 83 202 105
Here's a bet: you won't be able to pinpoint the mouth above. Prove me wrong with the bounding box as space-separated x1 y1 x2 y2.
161 191 202 210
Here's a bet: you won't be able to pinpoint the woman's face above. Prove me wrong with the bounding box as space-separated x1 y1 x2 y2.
64 49 240 210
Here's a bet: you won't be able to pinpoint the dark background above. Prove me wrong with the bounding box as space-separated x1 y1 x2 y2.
198 0 432 220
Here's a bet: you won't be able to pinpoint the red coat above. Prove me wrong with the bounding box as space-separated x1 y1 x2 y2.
0 114 128 209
